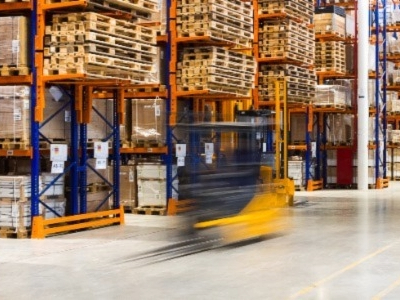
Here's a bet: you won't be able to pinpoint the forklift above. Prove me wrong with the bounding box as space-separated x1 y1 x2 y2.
171 109 294 244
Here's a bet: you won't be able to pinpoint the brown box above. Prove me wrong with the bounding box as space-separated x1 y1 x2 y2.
0 86 30 142
0 16 29 68
87 190 111 212
119 165 137 210
131 98 166 145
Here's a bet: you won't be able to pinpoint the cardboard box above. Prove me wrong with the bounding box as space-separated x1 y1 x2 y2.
40 197 66 219
0 175 32 200
0 16 29 67
137 179 178 207
41 173 65 196
119 165 137 209
87 190 111 212
0 86 30 141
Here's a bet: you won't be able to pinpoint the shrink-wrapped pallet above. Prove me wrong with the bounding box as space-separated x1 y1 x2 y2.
137 178 178 207
0 200 31 228
86 158 109 186
0 16 29 74
314 6 346 37
326 114 353 145
314 85 347 108
131 99 166 146
0 175 32 200
0 86 30 142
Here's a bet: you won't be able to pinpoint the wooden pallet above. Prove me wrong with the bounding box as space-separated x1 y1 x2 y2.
0 139 29 150
0 227 29 239
0 66 30 76
133 206 166 215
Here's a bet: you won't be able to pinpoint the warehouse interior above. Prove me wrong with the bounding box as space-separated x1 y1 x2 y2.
1 0 400 298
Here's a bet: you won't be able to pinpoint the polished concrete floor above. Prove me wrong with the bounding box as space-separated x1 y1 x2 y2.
2 183 400 300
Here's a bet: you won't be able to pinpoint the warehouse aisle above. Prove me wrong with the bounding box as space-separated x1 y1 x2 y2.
2 183 400 300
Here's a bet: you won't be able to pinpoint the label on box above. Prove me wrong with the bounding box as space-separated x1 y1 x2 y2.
206 154 212 164
177 156 185 167
65 110 71 122
13 109 21 121
51 161 65 174
204 143 214 155
176 144 186 157
50 144 68 162
128 170 134 182
95 158 107 169
94 142 109 159
23 100 29 110
155 105 161 116
12 40 19 53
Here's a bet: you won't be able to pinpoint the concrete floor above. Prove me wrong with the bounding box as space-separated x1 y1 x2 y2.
2 183 400 300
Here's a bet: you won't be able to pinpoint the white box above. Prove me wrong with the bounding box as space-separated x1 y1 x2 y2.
137 179 178 207
136 163 177 180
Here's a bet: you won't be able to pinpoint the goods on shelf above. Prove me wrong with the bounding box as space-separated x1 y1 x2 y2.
41 173 65 196
258 18 315 64
87 158 110 187
258 0 313 23
44 12 159 83
258 64 316 103
119 165 137 211
315 41 346 73
0 175 32 200
390 129 400 144
386 93 400 114
40 197 66 219
313 85 348 109
0 16 29 76
0 86 30 145
0 200 31 228
136 163 178 207
314 6 346 37
176 0 253 47
176 46 256 96
129 98 166 147
326 114 353 145
87 190 111 212
288 160 304 188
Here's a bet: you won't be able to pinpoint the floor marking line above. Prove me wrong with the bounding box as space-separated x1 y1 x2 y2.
372 276 400 300
289 242 397 299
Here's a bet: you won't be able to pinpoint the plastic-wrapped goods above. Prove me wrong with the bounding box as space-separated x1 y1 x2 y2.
119 165 137 210
0 200 31 228
131 99 166 146
0 16 29 74
0 175 32 200
41 173 65 196
0 86 30 142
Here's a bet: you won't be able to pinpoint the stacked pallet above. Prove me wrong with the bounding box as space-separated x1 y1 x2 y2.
258 64 316 103
258 18 315 64
135 163 178 214
0 16 29 76
0 86 30 148
258 0 313 23
177 46 256 96
43 12 158 83
45 0 158 22
313 85 348 109
315 41 346 73
176 0 253 48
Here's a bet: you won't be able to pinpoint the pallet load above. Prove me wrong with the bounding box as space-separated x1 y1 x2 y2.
135 163 178 215
258 64 316 103
0 175 32 238
177 46 256 96
44 12 159 83
129 98 166 147
314 6 346 37
326 114 353 145
313 85 348 109
315 41 346 73
0 16 29 76
176 0 253 48
258 18 314 64
0 86 30 148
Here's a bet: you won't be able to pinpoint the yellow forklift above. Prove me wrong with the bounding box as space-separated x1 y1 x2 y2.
171 109 294 244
